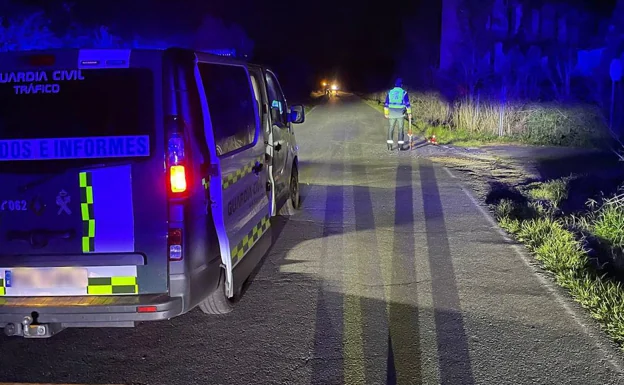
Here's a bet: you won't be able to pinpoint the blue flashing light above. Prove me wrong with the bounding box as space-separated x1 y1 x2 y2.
206 49 236 57
78 49 131 69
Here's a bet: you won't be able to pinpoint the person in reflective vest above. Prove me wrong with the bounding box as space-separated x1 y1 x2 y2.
384 78 411 150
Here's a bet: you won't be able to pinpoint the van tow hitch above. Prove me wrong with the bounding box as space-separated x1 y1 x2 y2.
4 314 63 338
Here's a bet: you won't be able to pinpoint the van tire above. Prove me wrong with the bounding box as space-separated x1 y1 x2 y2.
198 271 234 315
279 164 301 216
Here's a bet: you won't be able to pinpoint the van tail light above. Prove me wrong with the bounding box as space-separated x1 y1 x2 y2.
166 116 189 196
170 165 187 193
168 228 183 261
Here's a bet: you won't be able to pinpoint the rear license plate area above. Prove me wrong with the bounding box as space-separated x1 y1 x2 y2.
4 267 88 295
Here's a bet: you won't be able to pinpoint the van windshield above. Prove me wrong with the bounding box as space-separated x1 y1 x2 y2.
0 68 154 172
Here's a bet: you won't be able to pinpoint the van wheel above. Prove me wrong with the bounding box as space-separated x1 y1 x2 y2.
198 271 234 315
279 164 301 216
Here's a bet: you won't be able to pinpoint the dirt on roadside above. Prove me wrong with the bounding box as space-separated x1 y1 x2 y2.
415 142 623 211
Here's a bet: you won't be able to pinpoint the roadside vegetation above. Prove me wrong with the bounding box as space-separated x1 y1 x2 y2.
370 0 624 351
363 91 609 148
493 176 624 347
368 0 624 149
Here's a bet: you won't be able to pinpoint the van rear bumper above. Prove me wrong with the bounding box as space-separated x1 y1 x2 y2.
0 294 183 328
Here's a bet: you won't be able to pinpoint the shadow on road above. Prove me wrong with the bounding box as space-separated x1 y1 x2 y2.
531 149 617 181
419 161 475 385
0 157 477 385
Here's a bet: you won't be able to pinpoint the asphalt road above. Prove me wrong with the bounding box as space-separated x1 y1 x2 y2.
1 95 624 385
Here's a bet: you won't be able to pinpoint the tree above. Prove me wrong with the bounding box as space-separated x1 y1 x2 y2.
0 1 254 56
194 15 253 57
0 2 125 50
0 11 61 51
437 0 497 98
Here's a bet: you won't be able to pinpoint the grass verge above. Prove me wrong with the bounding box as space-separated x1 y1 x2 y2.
422 125 521 147
363 98 522 146
589 196 624 249
362 92 608 148
494 178 624 348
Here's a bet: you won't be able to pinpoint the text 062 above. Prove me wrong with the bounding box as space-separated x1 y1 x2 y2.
1 200 27 211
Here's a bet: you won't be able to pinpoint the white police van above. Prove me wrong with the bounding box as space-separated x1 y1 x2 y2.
0 48 304 338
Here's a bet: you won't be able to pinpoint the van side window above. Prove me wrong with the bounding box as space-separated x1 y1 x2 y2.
249 74 262 118
198 63 257 156
265 72 288 128
249 72 270 136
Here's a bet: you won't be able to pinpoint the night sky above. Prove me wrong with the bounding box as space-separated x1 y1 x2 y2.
12 0 621 93
16 0 422 91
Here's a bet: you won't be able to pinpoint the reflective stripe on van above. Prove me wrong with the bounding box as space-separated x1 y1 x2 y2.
231 214 270 265
222 155 264 190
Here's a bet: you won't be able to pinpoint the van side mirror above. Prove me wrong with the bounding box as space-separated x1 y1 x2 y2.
289 105 305 124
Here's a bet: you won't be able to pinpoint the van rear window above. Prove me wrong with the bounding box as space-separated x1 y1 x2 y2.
0 68 154 170
198 63 257 156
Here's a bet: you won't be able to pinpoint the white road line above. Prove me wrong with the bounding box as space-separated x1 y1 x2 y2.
443 166 457 178
358 97 384 113
365 103 381 112
443 166 624 373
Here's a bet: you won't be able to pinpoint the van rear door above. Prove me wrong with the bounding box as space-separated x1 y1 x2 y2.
0 49 168 297
195 58 271 296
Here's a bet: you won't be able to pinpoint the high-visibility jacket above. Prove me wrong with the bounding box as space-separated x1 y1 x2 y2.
384 87 410 110
384 87 410 118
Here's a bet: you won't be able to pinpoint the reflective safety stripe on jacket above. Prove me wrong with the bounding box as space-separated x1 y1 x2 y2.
387 87 407 109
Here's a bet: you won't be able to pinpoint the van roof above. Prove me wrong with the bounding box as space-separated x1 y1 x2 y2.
0 47 255 68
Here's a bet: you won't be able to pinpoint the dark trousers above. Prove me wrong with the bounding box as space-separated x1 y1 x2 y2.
387 117 405 144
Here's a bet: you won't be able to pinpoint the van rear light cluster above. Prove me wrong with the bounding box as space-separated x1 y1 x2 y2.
168 228 183 261
170 165 187 192
166 116 189 196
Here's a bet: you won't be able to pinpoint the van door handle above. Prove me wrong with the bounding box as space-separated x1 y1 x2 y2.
274 143 282 152
252 161 263 175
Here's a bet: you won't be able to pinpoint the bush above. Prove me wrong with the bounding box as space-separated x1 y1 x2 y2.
365 90 609 147
408 91 450 126
517 103 608 147
451 99 608 147
451 98 526 136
